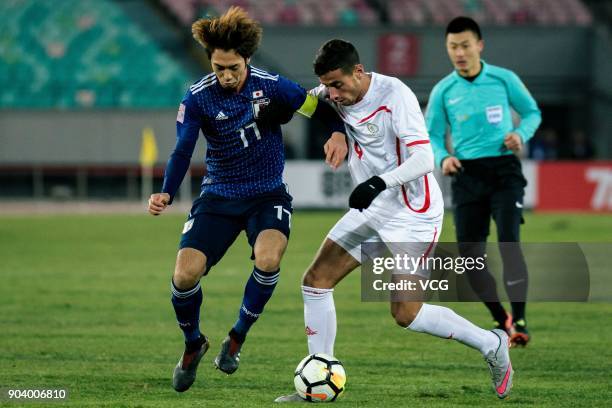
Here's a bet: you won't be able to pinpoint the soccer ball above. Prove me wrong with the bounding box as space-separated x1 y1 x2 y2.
293 353 346 402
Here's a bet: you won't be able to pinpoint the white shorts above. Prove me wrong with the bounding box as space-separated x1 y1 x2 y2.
327 208 442 276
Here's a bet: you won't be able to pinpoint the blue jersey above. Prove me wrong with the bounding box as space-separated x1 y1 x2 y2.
162 66 307 200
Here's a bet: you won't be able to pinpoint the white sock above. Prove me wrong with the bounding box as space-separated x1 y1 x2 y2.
407 303 499 355
302 285 336 356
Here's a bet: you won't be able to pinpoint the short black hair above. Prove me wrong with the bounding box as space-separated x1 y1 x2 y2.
314 39 360 77
446 16 482 40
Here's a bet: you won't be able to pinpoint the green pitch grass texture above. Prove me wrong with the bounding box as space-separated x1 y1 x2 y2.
1 212 611 407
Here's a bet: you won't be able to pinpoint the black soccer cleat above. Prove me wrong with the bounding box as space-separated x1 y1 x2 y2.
172 335 209 392
214 335 242 374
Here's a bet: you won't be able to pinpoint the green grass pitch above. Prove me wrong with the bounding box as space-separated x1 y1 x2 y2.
1 211 611 407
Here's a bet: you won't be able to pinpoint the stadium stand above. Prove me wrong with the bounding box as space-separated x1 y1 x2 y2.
0 0 595 111
159 0 592 27
385 0 592 26
160 0 379 26
0 0 191 108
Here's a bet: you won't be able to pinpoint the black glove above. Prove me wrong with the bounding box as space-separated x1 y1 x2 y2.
256 100 295 125
348 176 386 211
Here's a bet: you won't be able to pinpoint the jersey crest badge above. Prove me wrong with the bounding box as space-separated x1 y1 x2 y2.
252 97 270 119
366 123 379 134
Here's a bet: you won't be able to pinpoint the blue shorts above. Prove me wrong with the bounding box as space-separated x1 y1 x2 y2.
179 185 293 272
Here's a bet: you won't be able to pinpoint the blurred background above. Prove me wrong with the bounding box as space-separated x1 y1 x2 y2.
1 0 611 212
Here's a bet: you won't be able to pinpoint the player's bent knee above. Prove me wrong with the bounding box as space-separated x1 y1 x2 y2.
253 230 287 272
302 265 333 289
391 305 420 327
302 239 356 289
302 268 317 287
254 252 282 272
173 266 204 289
173 269 201 289
173 248 207 289
392 311 417 327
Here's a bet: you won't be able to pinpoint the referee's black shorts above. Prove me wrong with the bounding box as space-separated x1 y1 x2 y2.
451 155 527 243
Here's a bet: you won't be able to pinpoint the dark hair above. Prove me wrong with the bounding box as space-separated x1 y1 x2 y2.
192 6 262 59
446 16 482 40
313 39 360 76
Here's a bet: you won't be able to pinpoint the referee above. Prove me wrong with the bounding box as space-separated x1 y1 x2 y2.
426 16 541 347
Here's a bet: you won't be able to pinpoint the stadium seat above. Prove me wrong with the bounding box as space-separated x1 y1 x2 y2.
157 0 592 27
0 0 190 108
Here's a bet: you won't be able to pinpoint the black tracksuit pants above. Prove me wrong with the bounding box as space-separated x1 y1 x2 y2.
451 155 528 322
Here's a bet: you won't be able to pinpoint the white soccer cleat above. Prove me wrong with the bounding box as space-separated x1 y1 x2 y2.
485 329 514 399
274 392 306 403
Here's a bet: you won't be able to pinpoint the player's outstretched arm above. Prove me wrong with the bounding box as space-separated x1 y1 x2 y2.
271 77 348 168
272 87 348 169
148 192 170 216
307 96 348 169
256 92 347 169
161 95 200 204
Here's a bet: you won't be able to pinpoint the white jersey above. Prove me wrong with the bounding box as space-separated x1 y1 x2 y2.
312 72 443 223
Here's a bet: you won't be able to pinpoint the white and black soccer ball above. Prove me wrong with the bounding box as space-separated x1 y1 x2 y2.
293 353 346 402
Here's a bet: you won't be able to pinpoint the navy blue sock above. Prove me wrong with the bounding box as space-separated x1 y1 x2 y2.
232 267 280 343
171 280 203 344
